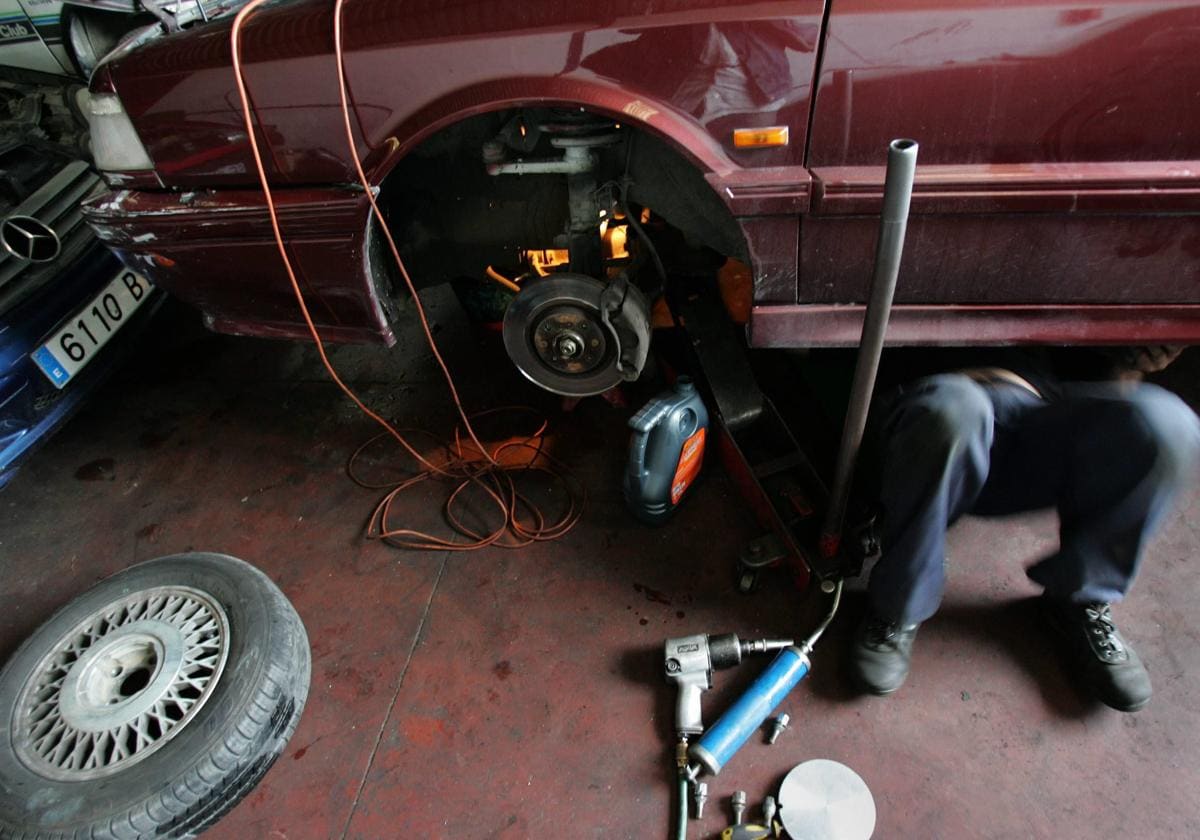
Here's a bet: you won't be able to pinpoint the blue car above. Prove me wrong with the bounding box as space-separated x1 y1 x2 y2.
0 71 160 489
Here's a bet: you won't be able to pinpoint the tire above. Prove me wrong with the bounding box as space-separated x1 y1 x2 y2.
0 552 311 839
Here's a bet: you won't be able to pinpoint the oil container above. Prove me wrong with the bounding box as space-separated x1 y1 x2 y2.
624 376 709 524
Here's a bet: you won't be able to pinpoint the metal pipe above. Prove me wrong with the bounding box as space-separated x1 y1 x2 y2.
820 138 919 559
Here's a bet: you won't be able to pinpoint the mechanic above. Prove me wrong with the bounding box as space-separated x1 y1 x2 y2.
850 347 1200 712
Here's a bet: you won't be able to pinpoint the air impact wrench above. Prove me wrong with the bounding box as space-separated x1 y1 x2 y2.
664 634 793 736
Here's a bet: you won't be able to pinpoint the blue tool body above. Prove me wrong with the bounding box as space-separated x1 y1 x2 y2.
688 646 810 775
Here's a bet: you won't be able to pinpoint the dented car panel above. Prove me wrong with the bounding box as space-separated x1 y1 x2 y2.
85 186 390 342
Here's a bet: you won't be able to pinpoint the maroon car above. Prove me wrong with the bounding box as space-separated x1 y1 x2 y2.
81 0 1200 397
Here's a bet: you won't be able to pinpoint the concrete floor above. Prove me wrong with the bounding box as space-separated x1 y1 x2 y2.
3 293 1199 839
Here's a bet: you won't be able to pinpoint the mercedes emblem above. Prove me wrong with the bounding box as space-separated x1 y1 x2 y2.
1 215 61 263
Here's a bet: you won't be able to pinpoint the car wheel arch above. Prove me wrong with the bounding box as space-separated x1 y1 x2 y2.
365 95 751 295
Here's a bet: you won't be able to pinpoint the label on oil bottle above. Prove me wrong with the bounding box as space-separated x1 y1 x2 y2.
670 428 706 504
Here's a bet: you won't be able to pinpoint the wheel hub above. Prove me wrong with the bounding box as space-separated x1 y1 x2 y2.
532 308 607 375
503 273 626 397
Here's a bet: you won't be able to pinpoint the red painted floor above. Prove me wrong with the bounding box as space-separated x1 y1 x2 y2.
3 295 1199 839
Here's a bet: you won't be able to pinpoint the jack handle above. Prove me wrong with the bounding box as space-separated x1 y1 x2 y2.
820 138 919 561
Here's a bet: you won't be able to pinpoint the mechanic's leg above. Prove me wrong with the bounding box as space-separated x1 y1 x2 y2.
977 381 1200 710
852 375 994 695
975 382 1200 600
1037 384 1199 600
868 375 995 623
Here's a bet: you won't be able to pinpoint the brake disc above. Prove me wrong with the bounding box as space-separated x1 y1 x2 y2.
503 273 643 397
778 759 876 840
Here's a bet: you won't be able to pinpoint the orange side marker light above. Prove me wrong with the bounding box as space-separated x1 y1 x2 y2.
733 126 789 149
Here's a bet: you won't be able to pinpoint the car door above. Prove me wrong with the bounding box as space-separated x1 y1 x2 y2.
787 0 1200 345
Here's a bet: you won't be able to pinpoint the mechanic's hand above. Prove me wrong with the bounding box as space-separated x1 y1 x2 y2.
1131 345 1184 374
1112 345 1185 380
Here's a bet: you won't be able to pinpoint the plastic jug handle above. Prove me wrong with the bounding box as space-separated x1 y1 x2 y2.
628 402 671 477
629 428 651 478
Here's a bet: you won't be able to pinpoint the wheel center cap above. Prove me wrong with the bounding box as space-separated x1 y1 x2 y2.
60 621 185 731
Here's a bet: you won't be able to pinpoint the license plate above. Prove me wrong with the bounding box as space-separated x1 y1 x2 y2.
33 269 153 389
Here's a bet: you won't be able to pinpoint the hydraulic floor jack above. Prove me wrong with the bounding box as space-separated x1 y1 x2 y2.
665 139 918 839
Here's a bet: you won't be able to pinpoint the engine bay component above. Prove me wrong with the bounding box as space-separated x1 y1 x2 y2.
524 248 570 276
503 272 649 397
483 133 618 176
486 112 620 278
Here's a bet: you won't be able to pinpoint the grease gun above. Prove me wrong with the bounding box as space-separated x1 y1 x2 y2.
688 580 842 776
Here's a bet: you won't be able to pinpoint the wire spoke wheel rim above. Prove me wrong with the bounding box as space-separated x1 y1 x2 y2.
13 585 230 781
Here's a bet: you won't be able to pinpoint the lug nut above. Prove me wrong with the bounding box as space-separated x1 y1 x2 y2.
731 790 747 825
554 334 582 359
767 712 790 744
763 794 777 826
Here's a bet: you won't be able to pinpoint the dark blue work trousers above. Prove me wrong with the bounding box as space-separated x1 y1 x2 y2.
869 375 1200 626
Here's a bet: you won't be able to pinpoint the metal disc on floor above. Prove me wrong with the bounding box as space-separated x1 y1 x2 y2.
778 759 876 840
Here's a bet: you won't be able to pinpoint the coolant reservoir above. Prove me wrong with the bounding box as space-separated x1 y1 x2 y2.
624 377 709 524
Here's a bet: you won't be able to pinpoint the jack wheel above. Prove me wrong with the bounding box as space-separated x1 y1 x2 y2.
737 567 760 594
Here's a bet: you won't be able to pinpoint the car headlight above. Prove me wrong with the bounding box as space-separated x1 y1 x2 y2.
86 93 154 172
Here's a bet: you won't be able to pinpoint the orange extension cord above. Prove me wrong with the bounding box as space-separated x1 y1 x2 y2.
230 0 584 550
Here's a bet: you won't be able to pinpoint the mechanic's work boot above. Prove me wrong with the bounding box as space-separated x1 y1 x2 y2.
1043 598 1152 712
850 612 920 696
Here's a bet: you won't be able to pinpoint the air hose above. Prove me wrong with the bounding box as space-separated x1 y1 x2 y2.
673 770 688 840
